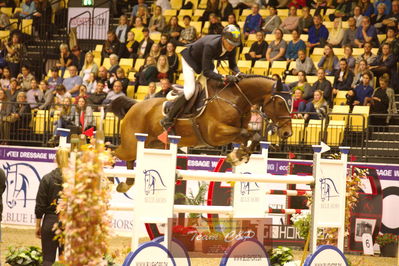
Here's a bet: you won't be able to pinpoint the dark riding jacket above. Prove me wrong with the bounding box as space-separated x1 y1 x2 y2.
181 35 240 81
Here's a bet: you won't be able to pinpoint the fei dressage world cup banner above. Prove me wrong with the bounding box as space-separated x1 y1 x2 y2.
1 146 399 244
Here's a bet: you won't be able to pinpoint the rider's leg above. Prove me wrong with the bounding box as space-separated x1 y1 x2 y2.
161 58 195 129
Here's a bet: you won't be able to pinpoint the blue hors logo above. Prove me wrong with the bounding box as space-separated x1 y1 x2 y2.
144 169 167 195
319 177 340 202
5 162 41 209
240 182 260 195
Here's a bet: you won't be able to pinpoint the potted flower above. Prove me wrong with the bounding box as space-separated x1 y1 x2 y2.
376 233 399 257
5 246 43 266
172 225 198 251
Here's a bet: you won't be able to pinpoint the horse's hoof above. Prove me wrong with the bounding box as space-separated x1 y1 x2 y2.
116 182 132 193
226 152 240 166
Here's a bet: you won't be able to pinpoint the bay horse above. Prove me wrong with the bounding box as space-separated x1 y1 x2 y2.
111 75 292 192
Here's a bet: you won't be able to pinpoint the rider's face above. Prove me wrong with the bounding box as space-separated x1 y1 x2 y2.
222 38 236 52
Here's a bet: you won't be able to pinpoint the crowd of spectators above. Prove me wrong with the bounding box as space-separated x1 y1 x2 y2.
0 0 396 144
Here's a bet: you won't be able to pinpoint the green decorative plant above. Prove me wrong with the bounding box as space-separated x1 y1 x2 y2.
291 212 311 239
175 182 208 220
375 233 399 247
5 246 43 266
269 246 294 266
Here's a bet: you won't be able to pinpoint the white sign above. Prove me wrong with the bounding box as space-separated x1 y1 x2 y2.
362 233 374 255
304 245 348 266
67 7 109 40
123 242 176 266
220 239 270 266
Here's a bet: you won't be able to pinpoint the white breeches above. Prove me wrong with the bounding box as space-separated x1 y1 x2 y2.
181 57 196 100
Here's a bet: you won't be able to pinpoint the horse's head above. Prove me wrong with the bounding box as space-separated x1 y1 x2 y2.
262 95 292 139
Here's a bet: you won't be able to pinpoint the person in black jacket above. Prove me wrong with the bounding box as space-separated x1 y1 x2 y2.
87 81 107 109
332 58 354 101
161 25 241 131
219 0 234 21
35 148 69 266
310 68 333 105
245 31 268 65
137 28 154 59
101 30 121 59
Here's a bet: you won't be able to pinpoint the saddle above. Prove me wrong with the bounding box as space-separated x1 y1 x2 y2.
162 77 209 119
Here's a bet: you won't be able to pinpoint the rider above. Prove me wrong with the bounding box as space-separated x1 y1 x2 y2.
161 25 242 131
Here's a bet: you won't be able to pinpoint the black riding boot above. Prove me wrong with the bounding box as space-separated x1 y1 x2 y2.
161 94 187 133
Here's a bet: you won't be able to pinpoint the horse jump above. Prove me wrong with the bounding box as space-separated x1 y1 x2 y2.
104 133 349 255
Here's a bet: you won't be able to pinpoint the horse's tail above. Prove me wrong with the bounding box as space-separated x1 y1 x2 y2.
111 96 137 119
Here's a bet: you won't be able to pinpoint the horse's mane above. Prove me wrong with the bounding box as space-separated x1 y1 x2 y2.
239 74 276 81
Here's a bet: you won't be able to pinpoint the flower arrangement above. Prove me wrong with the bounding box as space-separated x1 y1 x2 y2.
375 233 399 247
269 246 294 266
290 212 311 239
5 246 43 266
54 134 114 265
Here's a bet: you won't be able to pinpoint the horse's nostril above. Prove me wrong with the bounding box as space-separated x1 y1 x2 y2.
283 131 292 138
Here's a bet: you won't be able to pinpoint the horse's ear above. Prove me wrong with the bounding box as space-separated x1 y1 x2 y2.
275 79 283 92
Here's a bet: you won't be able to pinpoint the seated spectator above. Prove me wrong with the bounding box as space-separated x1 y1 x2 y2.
314 0 328 17
333 58 354 97
307 15 329 51
73 85 89 104
208 13 224 35
378 27 399 56
17 65 34 91
130 0 147 23
382 0 399 28
285 30 306 61
71 45 85 72
354 16 379 48
80 51 99 82
166 42 179 75
227 14 240 31
328 0 354 21
219 0 234 21
311 68 333 104
87 81 107 107
353 5 364 27
108 54 120 75
266 29 287 62
83 72 97 94
370 43 399 91
244 4 262 37
355 42 377 71
155 0 171 10
317 44 339 76
130 17 145 42
0 89 11 139
342 45 356 70
97 66 110 92
292 49 317 75
48 67 63 90
4 33 23 78
327 18 344 47
26 79 43 109
115 15 130 43
154 78 171 98
137 28 153 59
37 80 54 110
108 68 129 94
201 0 219 21
245 31 268 64
144 82 156 100
280 6 299 34
149 6 166 34
122 31 139 59
373 0 391 15
289 70 313 100
0 66 11 89
74 97 94 134
358 0 374 17
1 91 31 144
178 16 197 45
134 6 150 27
103 80 126 105
54 85 71 106
159 34 169 54
262 6 282 34
102 30 121 59
365 76 389 125
291 89 306 117
149 43 161 61
298 89 328 120
62 65 83 97
7 78 20 102
371 3 388 34
298 6 313 34
352 59 374 88
346 72 373 106
383 75 398 123
0 9 10 30
156 55 173 82
135 56 158 90
56 43 73 76
50 97 74 144
342 17 357 47
19 0 36 19
236 0 258 11
163 16 183 42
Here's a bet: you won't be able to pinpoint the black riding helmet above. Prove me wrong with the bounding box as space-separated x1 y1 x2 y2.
222 25 241 47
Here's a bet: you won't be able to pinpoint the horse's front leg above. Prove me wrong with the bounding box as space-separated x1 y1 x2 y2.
226 131 262 166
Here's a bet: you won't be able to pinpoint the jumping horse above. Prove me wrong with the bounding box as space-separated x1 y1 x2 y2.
111 75 292 192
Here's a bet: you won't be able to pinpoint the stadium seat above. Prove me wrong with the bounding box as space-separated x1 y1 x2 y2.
33 110 48 134
307 75 318 84
330 105 350 126
240 9 252 21
299 34 308 42
128 71 136 82
326 76 334 83
326 120 346 146
1 8 12 17
103 112 120 137
269 61 288 76
164 9 177 22
352 48 363 56
150 32 161 42
304 119 323 145
215 60 230 75
287 118 305 144
237 60 252 74
350 105 370 131
265 34 275 42
134 58 145 72
135 85 149 100
0 30 10 40
377 34 385 44
176 46 185 54
202 21 210 34
22 19 33 35
282 34 293 42
119 58 134 73
333 48 344 57
95 44 103 52
285 75 297 84
170 0 182 9
259 9 269 17
102 58 111 69
193 9 205 21
127 85 135 98
191 21 202 33
246 34 257 47
179 9 192 17
334 90 348 105
9 19 18 30
240 47 250 60
252 61 269 75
